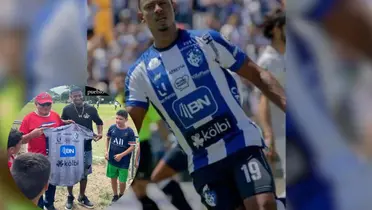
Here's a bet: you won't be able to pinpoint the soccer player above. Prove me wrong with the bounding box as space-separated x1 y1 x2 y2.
106 110 136 203
19 92 74 210
125 0 286 209
11 153 51 207
255 9 286 181
61 87 103 210
286 0 372 209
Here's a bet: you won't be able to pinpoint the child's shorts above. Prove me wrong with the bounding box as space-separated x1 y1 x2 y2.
106 162 129 183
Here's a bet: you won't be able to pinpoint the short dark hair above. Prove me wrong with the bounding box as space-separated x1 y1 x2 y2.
262 8 285 40
11 153 51 200
116 109 129 119
69 86 83 95
8 129 23 149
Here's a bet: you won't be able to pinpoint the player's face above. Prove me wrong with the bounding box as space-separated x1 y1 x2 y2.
36 102 52 116
70 91 84 106
139 0 175 32
116 115 127 127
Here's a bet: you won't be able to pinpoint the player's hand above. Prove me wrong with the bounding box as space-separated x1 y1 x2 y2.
105 152 109 160
94 134 103 141
30 127 45 138
264 137 277 163
114 154 124 162
63 120 75 124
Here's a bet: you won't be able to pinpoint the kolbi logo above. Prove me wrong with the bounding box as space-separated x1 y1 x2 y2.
60 145 76 157
187 116 233 149
173 87 218 128
56 160 79 167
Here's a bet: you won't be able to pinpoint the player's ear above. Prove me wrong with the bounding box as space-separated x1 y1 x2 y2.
137 11 145 23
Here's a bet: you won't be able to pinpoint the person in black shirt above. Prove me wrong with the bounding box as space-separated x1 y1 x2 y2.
61 87 103 210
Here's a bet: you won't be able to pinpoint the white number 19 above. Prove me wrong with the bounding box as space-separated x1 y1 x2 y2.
241 161 262 183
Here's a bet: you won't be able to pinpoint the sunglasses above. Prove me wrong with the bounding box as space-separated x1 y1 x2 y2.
38 102 52 107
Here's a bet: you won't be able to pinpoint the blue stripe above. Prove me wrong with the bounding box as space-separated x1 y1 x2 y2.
221 69 247 154
306 0 337 21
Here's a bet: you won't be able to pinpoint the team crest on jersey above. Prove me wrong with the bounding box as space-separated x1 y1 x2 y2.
186 48 204 67
202 185 217 207
74 133 79 140
148 57 161 70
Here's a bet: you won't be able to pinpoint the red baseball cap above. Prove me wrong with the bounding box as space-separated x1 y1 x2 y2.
35 92 53 104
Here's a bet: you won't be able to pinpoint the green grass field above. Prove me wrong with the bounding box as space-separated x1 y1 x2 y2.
16 103 138 163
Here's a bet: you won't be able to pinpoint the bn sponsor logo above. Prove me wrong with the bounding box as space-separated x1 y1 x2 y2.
173 87 217 128
188 116 233 149
60 145 76 157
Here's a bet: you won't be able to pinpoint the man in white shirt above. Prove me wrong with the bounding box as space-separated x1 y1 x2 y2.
255 8 285 183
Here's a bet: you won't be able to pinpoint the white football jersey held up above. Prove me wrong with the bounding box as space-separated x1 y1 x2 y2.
44 124 93 186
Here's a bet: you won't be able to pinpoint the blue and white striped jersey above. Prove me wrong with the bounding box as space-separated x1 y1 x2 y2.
125 29 265 173
25 0 87 101
287 0 372 209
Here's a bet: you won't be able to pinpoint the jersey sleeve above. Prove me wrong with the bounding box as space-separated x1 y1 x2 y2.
125 62 149 110
19 115 30 134
286 0 337 20
207 30 247 72
91 108 103 125
127 128 136 146
61 107 68 120
107 125 114 138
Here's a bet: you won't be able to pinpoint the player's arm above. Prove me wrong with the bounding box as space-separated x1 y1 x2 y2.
207 30 285 111
257 92 274 142
92 108 104 139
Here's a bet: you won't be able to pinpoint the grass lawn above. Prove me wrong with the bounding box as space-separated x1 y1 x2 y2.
15 103 138 210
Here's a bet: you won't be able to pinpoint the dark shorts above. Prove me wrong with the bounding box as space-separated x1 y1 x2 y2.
135 140 153 180
163 144 188 173
191 146 275 209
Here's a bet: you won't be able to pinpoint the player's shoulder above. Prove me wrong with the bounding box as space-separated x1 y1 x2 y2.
128 48 159 75
109 124 116 130
62 103 73 110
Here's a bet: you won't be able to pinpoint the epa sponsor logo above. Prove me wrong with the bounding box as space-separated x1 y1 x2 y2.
173 87 217 128
60 145 76 157
56 160 79 167
174 75 189 91
190 117 232 149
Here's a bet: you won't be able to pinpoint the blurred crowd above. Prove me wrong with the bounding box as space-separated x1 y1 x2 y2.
87 0 284 97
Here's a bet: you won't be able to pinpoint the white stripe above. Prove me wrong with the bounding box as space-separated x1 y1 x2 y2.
138 63 195 171
160 46 196 97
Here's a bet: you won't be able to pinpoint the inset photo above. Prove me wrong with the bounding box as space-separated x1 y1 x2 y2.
9 85 139 210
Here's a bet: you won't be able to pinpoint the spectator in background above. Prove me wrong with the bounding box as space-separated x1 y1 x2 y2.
11 153 51 207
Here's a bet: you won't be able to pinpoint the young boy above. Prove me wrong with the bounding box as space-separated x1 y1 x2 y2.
11 153 51 206
8 129 24 168
106 109 136 202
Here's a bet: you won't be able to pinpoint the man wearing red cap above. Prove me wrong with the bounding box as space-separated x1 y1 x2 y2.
19 92 74 210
